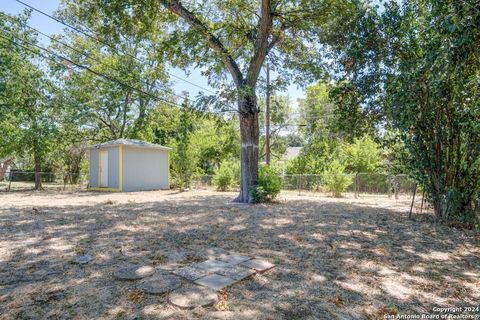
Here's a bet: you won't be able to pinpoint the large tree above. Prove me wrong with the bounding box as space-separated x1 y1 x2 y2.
0 13 57 189
50 32 172 141
59 0 353 202
328 0 480 224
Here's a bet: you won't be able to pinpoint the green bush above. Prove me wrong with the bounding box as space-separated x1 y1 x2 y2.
342 134 383 173
322 160 353 197
213 160 240 191
251 165 283 203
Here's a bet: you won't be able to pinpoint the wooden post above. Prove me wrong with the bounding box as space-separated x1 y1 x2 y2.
388 175 392 199
394 175 399 200
420 190 425 214
409 183 417 220
63 173 68 191
297 175 302 196
354 173 359 199
7 172 12 192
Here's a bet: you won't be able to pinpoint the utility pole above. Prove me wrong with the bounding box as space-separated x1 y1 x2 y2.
265 62 271 165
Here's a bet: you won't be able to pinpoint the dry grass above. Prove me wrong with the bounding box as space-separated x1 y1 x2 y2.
0 189 478 319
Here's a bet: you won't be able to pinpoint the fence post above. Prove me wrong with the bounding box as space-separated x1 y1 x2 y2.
297 175 301 196
7 172 12 191
63 173 68 191
420 190 425 214
409 183 417 219
387 175 392 199
394 175 399 200
354 173 359 199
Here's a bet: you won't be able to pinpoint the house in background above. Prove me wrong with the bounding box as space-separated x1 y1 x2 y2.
279 147 303 165
88 139 171 192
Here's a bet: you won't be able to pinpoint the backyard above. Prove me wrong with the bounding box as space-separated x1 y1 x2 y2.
0 190 478 319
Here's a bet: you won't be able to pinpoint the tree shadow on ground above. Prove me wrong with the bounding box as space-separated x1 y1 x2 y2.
0 191 478 319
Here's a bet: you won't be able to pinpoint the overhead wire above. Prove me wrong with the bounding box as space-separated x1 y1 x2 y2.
14 0 218 95
0 11 198 106
0 31 195 111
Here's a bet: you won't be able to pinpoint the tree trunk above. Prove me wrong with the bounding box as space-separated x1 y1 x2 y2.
236 95 260 203
34 148 42 190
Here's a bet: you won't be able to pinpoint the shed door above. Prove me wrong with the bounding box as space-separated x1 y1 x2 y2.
100 150 109 187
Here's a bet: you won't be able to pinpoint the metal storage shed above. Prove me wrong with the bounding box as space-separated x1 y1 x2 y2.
88 139 171 192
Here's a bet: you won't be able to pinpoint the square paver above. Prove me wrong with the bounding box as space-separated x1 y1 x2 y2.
194 274 237 290
214 264 255 281
240 259 274 272
218 254 252 265
195 259 232 273
172 265 211 281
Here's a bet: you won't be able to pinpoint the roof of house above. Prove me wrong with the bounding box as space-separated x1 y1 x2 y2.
0 157 15 164
89 139 171 151
280 147 303 161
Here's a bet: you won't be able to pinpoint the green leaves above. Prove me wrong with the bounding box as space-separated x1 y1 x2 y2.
251 165 282 203
332 0 480 224
342 135 382 174
321 160 353 198
0 13 58 174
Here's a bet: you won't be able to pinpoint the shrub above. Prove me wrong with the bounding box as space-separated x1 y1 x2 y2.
213 160 240 191
322 160 353 197
251 165 283 203
342 134 383 173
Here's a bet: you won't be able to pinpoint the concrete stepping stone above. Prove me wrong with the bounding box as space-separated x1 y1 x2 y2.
137 273 182 295
214 264 255 281
157 262 183 271
218 254 251 265
241 259 274 272
195 259 232 273
172 265 210 281
194 274 237 290
113 264 155 280
168 285 218 308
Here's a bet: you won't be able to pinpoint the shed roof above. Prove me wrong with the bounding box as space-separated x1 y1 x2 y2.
89 139 171 151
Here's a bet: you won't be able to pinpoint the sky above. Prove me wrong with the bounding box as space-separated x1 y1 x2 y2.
1 0 305 109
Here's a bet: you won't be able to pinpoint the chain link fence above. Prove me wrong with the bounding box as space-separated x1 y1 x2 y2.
1 170 417 202
0 171 88 192
192 173 417 200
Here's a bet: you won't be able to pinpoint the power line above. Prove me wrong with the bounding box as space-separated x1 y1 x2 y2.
0 11 196 106
0 29 236 117
0 31 185 110
14 0 217 95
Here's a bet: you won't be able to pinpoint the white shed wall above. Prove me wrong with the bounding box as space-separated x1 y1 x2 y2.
122 146 169 191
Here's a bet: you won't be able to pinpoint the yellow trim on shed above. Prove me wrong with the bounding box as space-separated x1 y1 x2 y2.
97 150 101 187
88 187 121 192
118 145 123 191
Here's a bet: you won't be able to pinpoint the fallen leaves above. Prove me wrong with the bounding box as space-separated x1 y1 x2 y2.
376 246 390 256
74 245 86 255
215 289 229 311
330 295 345 307
105 199 116 205
151 252 167 265
293 235 305 242
370 303 399 320
127 290 145 304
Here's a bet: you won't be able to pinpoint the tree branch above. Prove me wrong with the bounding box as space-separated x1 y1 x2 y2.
160 0 244 87
245 0 272 87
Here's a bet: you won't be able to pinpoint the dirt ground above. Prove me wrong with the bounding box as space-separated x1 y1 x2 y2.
0 190 478 320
